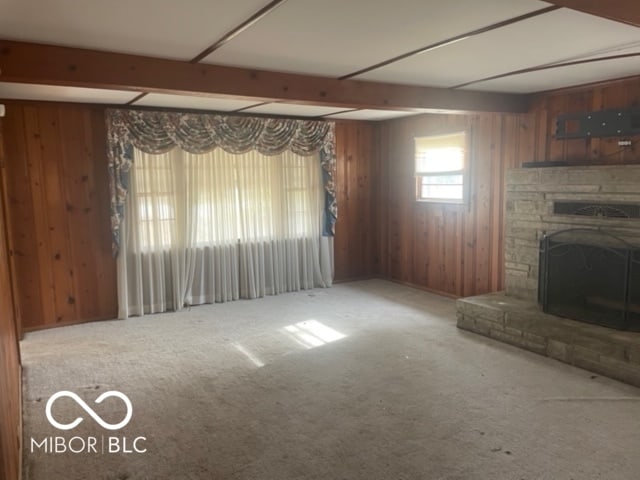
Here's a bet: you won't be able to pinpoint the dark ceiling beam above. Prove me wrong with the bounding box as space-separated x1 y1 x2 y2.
190 0 289 63
545 0 640 27
340 5 560 80
126 92 147 105
0 40 529 113
130 0 288 105
451 52 640 89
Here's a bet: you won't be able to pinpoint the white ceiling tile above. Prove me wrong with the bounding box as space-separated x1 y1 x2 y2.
356 8 640 89
463 55 640 93
241 103 349 117
133 93 262 112
203 0 550 76
0 0 269 59
326 109 421 121
0 82 139 104
549 42 640 63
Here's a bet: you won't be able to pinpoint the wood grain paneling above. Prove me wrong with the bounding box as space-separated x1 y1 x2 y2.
0 120 22 480
334 121 378 282
2 102 117 331
376 112 534 297
377 76 640 297
530 77 640 164
1 103 379 326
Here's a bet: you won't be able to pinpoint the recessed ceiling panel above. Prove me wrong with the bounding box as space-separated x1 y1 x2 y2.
241 103 349 117
464 55 640 93
0 0 269 59
326 110 421 121
203 0 550 76
134 93 263 112
0 82 140 104
356 8 640 89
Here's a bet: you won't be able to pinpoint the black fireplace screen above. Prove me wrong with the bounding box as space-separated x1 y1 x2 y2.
538 228 640 331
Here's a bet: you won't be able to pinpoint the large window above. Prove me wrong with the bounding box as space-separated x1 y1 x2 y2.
414 131 467 203
131 148 322 251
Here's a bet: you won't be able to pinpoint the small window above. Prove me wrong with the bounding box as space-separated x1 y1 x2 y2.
415 131 467 203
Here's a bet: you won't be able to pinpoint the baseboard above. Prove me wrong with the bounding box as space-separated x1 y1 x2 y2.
333 275 460 299
22 315 118 334
333 275 379 284
18 365 22 480
384 278 460 299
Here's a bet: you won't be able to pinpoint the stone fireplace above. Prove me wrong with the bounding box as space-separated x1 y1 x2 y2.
539 228 640 331
457 164 640 386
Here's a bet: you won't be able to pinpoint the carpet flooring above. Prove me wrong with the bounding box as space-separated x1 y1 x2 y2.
20 280 640 479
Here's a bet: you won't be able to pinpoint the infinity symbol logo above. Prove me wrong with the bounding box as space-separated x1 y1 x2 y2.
45 391 133 431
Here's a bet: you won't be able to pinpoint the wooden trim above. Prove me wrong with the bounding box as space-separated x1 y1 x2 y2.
545 0 640 27
452 52 640 90
22 315 115 333
0 40 529 113
332 276 378 284
333 276 459 299
126 92 148 105
385 278 460 299
231 101 270 113
0 116 21 480
0 118 22 340
339 6 561 80
190 0 289 63
17 367 22 480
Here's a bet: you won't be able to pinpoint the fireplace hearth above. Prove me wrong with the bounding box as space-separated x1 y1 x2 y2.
456 165 640 387
538 228 640 331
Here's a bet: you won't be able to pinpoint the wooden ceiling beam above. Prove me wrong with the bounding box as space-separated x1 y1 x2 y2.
0 40 528 114
545 1 640 27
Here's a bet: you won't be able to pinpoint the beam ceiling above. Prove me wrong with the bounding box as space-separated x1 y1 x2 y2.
0 40 528 114
546 0 640 27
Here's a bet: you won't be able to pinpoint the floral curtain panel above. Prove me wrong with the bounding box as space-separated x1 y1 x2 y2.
106 108 337 255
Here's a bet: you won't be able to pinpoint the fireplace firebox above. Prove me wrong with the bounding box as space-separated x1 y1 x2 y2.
538 228 640 331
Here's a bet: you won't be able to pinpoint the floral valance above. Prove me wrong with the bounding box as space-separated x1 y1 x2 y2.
106 108 337 255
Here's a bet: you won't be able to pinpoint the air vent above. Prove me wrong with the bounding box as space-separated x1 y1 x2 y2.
553 201 640 219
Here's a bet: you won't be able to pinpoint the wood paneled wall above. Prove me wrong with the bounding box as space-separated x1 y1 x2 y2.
333 121 379 282
2 102 117 331
376 113 533 297
0 121 22 480
0 104 379 328
4 77 637 334
529 77 640 164
376 76 640 297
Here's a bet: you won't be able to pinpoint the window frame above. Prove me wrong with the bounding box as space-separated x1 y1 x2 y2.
414 130 470 205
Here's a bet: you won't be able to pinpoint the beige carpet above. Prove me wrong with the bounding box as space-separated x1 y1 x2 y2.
21 280 640 480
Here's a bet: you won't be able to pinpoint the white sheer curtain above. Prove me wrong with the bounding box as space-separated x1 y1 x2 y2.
117 147 333 318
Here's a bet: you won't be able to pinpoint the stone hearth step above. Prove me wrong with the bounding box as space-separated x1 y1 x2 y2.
456 292 640 387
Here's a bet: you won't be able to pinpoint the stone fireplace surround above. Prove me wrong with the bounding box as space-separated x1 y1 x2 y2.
456 165 640 387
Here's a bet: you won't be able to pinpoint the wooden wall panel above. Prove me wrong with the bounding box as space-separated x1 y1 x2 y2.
377 76 640 297
333 121 378 282
1 103 378 326
0 120 22 480
2 102 117 331
377 112 534 297
530 77 640 164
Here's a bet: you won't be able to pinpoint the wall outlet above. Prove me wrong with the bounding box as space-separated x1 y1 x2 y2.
618 140 633 146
